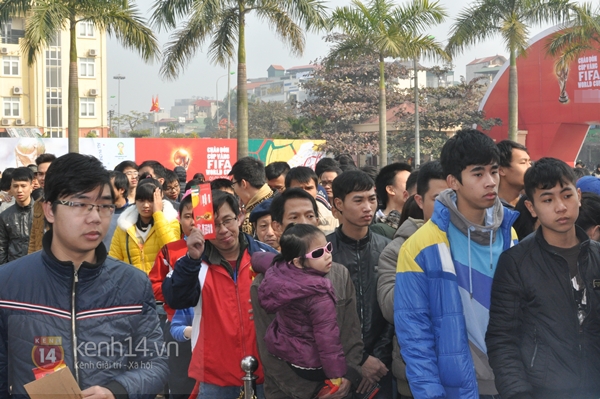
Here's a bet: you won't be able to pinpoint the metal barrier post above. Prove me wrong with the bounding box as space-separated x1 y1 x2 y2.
240 356 258 399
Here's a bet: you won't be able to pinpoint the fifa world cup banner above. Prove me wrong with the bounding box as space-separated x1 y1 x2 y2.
0 138 135 171
134 138 237 181
248 139 326 169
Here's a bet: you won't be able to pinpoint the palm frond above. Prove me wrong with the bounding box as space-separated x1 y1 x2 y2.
150 0 209 30
0 0 31 23
391 0 447 34
21 1 69 66
207 6 238 66
255 4 305 57
275 0 330 33
446 0 501 56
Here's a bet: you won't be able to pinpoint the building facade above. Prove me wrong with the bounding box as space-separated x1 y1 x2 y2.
0 17 108 138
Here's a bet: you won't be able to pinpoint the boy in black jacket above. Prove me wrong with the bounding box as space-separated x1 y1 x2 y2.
487 157 600 399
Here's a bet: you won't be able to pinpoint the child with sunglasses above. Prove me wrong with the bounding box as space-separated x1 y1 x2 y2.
258 223 346 396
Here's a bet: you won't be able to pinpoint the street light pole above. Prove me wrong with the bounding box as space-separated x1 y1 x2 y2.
113 74 125 137
227 60 232 139
413 58 420 168
216 70 235 132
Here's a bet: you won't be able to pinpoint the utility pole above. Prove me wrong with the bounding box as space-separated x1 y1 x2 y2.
113 74 126 137
414 58 420 167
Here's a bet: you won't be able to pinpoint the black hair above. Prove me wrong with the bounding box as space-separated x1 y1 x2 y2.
497 140 528 168
11 167 33 183
0 168 14 191
273 223 324 268
31 188 44 202
192 172 205 182
406 170 419 194
440 129 500 183
270 188 319 224
360 165 379 183
109 171 129 198
184 179 205 192
135 178 162 202
315 158 340 177
209 178 233 191
375 163 412 208
285 167 318 189
44 153 113 205
212 190 241 217
339 163 358 173
332 170 375 202
228 156 266 189
398 195 424 227
265 162 291 180
35 153 56 166
572 167 589 180
576 192 600 232
139 160 166 180
416 161 445 197
179 192 193 216
524 157 576 204
164 169 179 185
114 160 138 172
335 154 356 167
318 165 343 179
513 195 538 240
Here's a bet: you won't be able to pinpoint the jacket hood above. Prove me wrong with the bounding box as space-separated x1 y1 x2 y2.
116 199 178 231
393 217 424 240
437 189 504 246
251 251 277 274
259 259 335 313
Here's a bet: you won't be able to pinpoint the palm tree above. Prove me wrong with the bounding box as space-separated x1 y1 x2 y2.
151 0 329 159
546 2 600 72
447 0 572 142
329 0 449 166
0 0 159 153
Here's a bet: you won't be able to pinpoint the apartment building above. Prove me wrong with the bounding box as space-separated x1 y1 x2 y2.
0 17 107 138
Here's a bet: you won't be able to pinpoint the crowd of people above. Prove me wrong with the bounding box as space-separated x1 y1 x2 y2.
1 128 600 399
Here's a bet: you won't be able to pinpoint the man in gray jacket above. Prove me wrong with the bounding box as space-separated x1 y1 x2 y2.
377 161 448 397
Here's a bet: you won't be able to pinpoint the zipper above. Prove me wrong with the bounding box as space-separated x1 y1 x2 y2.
72 268 79 384
234 280 247 356
530 327 538 368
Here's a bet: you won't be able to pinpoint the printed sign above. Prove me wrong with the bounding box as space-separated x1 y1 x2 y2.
192 184 215 240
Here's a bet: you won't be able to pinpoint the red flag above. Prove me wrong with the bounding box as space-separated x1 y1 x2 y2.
150 95 160 112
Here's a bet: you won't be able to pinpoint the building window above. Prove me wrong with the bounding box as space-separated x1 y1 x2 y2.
79 57 95 77
80 97 95 117
46 90 62 130
3 56 19 76
79 21 94 37
3 97 20 117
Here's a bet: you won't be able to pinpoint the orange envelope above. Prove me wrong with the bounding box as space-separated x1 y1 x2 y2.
191 184 216 240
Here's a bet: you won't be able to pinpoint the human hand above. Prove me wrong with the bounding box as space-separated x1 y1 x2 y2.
183 326 193 339
319 378 351 399
153 187 163 213
187 227 205 260
81 386 115 399
358 356 387 393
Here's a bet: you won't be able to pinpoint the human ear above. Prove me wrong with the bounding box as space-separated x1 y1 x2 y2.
414 194 424 210
524 200 537 218
446 174 460 191
42 201 55 224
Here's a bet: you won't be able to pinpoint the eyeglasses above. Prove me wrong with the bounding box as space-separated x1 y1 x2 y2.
214 217 238 230
320 181 333 187
305 242 333 259
165 185 180 192
34 172 46 177
54 200 115 217
124 171 139 177
231 180 238 187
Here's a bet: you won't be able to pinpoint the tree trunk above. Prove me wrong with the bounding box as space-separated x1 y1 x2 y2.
508 46 518 142
68 13 79 153
236 2 248 158
378 56 387 167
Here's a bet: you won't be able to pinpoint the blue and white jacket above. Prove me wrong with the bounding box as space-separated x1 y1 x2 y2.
394 189 518 399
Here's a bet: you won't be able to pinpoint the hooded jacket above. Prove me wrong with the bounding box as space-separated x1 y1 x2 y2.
251 252 364 399
109 200 180 274
256 253 346 379
327 227 394 366
377 217 424 397
0 200 33 264
487 226 600 399
0 232 168 399
394 189 518 399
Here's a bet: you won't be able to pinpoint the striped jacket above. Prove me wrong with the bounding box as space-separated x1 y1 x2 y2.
0 232 168 399
394 198 518 399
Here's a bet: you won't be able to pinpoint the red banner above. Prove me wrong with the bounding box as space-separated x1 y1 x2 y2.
134 139 237 181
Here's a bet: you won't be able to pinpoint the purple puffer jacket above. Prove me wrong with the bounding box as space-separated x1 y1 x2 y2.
255 252 347 379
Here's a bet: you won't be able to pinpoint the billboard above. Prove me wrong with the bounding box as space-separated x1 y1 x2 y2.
248 139 326 169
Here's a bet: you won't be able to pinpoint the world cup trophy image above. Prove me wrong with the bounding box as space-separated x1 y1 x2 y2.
556 62 570 104
173 148 191 170
15 137 46 166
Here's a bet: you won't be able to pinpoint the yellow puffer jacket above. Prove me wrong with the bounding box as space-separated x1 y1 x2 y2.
109 200 181 274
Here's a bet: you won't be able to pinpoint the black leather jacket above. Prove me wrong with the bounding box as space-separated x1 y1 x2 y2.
0 200 33 264
327 227 394 366
487 227 600 399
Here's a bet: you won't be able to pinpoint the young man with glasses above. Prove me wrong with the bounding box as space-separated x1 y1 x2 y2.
0 153 168 398
115 160 139 205
162 191 277 399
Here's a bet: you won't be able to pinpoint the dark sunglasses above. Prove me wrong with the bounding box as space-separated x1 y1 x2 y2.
305 242 333 259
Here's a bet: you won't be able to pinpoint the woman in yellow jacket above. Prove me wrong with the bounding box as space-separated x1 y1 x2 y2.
109 178 180 274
